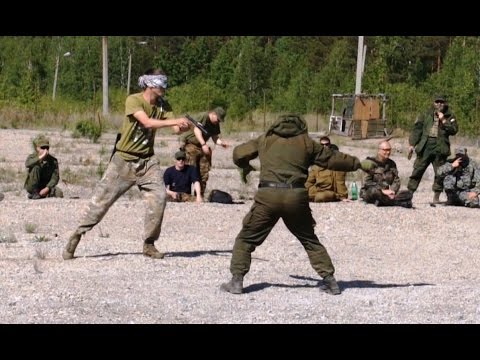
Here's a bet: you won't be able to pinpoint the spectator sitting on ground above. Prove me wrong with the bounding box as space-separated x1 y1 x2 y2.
164 150 202 203
24 134 63 200
305 136 349 202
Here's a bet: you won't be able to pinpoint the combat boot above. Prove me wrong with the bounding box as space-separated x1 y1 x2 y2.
320 275 341 295
62 232 82 260
143 243 165 259
432 192 441 204
220 274 244 294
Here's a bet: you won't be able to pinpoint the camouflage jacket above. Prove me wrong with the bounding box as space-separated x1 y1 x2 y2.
437 159 480 193
409 107 458 156
361 156 401 194
233 114 361 185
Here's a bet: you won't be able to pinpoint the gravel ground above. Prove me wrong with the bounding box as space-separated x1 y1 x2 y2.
1 128 480 324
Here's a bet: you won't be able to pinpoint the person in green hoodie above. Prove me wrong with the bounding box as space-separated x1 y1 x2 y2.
220 114 375 296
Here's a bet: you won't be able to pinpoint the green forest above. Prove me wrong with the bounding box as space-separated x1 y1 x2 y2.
1 36 479 136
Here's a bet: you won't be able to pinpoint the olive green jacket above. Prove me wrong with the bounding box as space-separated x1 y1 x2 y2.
233 115 361 185
24 153 60 189
409 107 458 156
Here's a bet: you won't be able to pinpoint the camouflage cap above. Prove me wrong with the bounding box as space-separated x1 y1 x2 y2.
455 147 467 156
213 107 226 122
174 150 186 160
33 135 50 148
434 94 447 102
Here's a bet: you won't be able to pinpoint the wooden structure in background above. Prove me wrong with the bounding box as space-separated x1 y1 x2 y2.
328 94 392 140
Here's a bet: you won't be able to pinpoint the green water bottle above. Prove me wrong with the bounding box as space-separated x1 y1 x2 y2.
351 181 358 200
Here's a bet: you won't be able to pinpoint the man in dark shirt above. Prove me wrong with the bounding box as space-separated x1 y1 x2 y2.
164 150 202 202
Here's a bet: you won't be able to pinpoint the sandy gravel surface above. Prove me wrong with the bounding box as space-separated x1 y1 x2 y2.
1 128 479 324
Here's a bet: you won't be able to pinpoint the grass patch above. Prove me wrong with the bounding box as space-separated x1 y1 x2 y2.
24 223 38 234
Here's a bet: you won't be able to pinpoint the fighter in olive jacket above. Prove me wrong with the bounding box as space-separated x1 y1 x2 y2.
220 114 373 296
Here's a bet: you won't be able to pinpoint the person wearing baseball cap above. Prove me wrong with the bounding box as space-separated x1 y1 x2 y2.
181 106 229 196
24 134 64 200
163 150 202 203
407 94 459 204
437 146 480 207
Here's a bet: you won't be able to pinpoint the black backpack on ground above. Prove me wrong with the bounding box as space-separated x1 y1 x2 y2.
208 190 234 204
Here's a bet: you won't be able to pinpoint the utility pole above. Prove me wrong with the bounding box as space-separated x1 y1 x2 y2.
102 36 109 116
52 51 71 101
355 36 364 95
127 48 132 95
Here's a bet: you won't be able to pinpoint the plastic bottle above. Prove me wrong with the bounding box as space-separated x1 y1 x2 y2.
351 181 358 200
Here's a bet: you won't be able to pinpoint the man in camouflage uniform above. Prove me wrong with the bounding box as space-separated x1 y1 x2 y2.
360 140 412 208
407 95 458 203
220 114 375 296
63 69 190 260
24 135 63 200
437 147 480 208
181 107 228 196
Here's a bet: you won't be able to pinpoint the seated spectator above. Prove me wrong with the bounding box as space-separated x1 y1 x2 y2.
164 150 202 202
24 135 63 200
360 140 412 208
437 147 480 208
305 136 349 202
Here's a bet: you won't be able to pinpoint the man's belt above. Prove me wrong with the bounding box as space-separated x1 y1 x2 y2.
258 180 304 189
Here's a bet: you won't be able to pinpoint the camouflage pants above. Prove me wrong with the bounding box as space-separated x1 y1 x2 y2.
184 143 211 196
446 190 480 208
229 188 335 279
408 138 447 193
73 153 166 244
361 187 413 207
24 165 63 198
166 192 197 202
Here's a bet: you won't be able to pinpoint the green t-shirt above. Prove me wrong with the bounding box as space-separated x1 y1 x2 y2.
182 112 221 146
116 93 169 161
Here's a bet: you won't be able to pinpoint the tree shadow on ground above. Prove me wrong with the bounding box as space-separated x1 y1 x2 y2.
242 274 433 294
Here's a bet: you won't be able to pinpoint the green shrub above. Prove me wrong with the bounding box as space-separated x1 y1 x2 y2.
73 119 102 142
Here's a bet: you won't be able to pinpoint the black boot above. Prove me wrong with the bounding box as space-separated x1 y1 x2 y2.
220 274 244 294
320 275 341 295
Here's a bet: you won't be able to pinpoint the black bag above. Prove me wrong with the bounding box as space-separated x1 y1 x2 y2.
208 189 234 204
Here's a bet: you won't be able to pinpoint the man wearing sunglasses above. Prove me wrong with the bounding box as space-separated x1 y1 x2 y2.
164 150 202 203
24 134 63 200
407 95 458 204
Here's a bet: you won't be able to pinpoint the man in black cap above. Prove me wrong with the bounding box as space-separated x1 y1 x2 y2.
437 147 480 207
163 150 202 202
181 107 228 196
407 95 458 203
